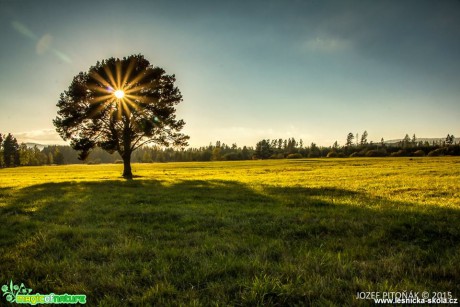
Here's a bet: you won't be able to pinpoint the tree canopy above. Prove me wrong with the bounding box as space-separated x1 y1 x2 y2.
53 54 189 178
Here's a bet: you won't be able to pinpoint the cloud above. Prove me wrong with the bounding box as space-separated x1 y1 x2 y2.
36 34 53 55
302 37 351 53
14 129 67 145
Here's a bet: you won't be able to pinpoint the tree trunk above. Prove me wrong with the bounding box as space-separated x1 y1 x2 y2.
122 153 133 179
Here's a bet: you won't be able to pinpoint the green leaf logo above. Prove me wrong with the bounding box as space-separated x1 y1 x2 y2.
1 280 33 303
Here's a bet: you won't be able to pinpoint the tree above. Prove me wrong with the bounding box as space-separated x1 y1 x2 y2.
346 133 354 147
332 141 339 150
54 148 65 165
446 134 455 146
54 54 189 178
360 130 368 146
212 147 222 161
287 137 297 154
241 146 250 160
19 143 31 166
277 139 283 150
254 139 272 159
30 145 45 166
3 133 20 167
402 134 411 148
411 134 417 146
308 142 320 158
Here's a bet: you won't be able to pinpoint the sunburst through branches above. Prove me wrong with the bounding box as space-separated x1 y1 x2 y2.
86 57 152 120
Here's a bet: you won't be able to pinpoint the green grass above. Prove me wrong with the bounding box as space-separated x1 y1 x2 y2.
0 157 459 305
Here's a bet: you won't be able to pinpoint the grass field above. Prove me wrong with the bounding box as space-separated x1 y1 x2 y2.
1 157 459 305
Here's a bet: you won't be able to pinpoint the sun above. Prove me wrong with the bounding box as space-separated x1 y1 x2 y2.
114 89 125 99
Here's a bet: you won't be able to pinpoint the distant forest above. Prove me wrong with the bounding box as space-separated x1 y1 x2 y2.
0 131 458 167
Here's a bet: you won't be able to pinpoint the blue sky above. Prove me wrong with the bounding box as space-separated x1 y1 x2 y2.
0 0 459 147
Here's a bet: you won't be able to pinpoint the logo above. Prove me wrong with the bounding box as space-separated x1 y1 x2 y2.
1 280 86 305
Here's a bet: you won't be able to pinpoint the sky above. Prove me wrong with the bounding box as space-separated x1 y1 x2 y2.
0 0 459 147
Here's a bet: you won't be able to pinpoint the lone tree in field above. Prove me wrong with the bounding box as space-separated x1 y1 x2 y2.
54 54 189 178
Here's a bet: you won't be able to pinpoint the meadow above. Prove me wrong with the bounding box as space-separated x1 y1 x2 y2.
0 157 459 305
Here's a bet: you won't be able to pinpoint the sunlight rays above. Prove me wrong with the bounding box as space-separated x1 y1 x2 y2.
103 65 118 91
87 58 151 120
121 59 136 89
115 61 122 89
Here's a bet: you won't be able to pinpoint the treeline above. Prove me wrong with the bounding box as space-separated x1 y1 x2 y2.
0 131 458 167
0 133 255 166
253 132 459 159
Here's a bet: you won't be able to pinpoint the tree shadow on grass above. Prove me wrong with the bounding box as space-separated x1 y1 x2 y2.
265 185 460 247
0 180 459 305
